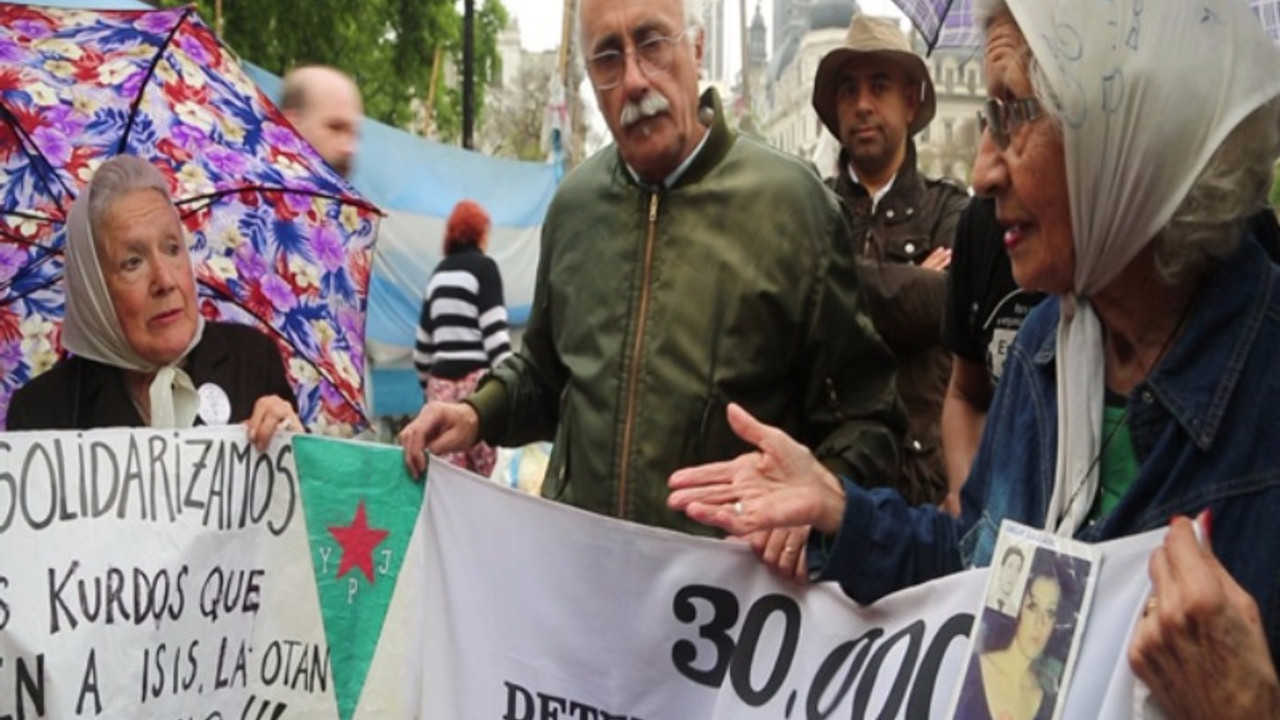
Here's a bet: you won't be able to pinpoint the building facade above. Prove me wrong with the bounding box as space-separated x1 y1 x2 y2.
743 0 984 187
702 0 727 84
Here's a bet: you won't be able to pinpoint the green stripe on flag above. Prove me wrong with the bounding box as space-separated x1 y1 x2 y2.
294 436 425 720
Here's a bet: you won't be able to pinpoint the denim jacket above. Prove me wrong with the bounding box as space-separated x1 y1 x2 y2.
812 234 1280 663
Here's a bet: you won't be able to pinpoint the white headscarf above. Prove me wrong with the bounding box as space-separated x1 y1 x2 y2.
61 166 205 428
978 0 1280 534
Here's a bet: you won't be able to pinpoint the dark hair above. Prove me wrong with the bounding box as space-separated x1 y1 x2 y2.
280 64 351 113
279 67 313 113
1001 545 1026 568
980 547 1090 689
443 200 491 255
1023 548 1088 694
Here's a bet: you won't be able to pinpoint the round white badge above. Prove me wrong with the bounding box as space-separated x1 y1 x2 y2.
198 383 232 425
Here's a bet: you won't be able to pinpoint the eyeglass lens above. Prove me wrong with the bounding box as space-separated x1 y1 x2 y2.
589 32 684 89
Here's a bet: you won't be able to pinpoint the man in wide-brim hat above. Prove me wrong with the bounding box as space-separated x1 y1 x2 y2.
813 13 938 188
812 13 967 511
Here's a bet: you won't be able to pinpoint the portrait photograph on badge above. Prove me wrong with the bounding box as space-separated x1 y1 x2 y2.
949 521 1099 720
984 540 1030 617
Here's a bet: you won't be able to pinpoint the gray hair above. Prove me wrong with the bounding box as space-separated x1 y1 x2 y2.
683 0 706 30
1153 97 1280 283
577 0 705 56
87 155 174 250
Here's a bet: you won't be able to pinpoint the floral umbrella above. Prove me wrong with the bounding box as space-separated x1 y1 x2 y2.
0 3 381 433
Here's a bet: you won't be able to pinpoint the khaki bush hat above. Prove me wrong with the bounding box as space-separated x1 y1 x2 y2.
812 14 936 138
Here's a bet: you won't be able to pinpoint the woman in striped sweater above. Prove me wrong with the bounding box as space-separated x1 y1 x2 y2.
413 200 511 476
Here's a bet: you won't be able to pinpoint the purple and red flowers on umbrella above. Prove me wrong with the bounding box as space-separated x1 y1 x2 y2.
0 3 381 433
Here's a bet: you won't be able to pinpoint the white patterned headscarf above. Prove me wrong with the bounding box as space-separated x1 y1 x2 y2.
977 0 1280 534
62 156 205 428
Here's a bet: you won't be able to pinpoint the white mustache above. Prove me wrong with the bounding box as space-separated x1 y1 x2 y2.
620 92 671 127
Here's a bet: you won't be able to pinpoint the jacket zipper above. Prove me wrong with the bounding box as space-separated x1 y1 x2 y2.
617 192 660 517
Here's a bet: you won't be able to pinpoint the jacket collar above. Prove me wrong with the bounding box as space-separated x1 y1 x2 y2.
677 88 735 187
1150 237 1271 450
612 87 736 191
834 140 925 213
1030 236 1272 451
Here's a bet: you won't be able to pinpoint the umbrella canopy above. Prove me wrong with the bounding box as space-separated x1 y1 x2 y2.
0 3 381 433
895 0 1280 51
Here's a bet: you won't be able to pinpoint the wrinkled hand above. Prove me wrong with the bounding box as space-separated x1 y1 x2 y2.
1128 515 1280 720
397 401 480 477
245 394 301 452
667 403 846 537
920 246 952 272
747 526 811 583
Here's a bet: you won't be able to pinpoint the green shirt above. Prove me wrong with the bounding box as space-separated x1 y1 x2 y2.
1091 394 1138 521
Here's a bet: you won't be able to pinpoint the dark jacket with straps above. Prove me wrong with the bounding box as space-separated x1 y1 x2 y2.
827 141 967 505
6 322 294 430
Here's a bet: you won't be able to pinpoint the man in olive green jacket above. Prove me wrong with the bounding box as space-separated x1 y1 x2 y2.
399 0 905 539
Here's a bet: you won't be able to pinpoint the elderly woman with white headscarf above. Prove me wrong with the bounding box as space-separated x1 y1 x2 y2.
667 1 1280 715
8 155 300 450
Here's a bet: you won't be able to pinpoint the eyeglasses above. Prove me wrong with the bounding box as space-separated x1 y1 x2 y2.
977 96 1042 150
587 29 691 90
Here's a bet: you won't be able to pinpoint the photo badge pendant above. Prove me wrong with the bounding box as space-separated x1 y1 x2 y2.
946 520 1100 720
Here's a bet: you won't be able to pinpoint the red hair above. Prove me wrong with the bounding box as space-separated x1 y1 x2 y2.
443 200 490 255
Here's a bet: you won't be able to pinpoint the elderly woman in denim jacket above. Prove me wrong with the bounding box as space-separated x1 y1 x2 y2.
667 1 1280 717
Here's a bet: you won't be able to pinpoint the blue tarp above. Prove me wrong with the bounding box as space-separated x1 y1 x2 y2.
245 67 558 418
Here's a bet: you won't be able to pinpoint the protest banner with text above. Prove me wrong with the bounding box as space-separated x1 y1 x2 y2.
418 457 1162 719
1 431 1161 719
0 428 428 720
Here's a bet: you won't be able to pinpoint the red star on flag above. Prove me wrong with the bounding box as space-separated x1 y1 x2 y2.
329 500 390 583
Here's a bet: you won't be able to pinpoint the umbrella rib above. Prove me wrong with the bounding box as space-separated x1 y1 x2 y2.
0 243 63 300
0 272 59 307
928 0 957 54
1 209 61 223
0 230 62 258
175 185 381 215
0 102 75 209
118 6 196 154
